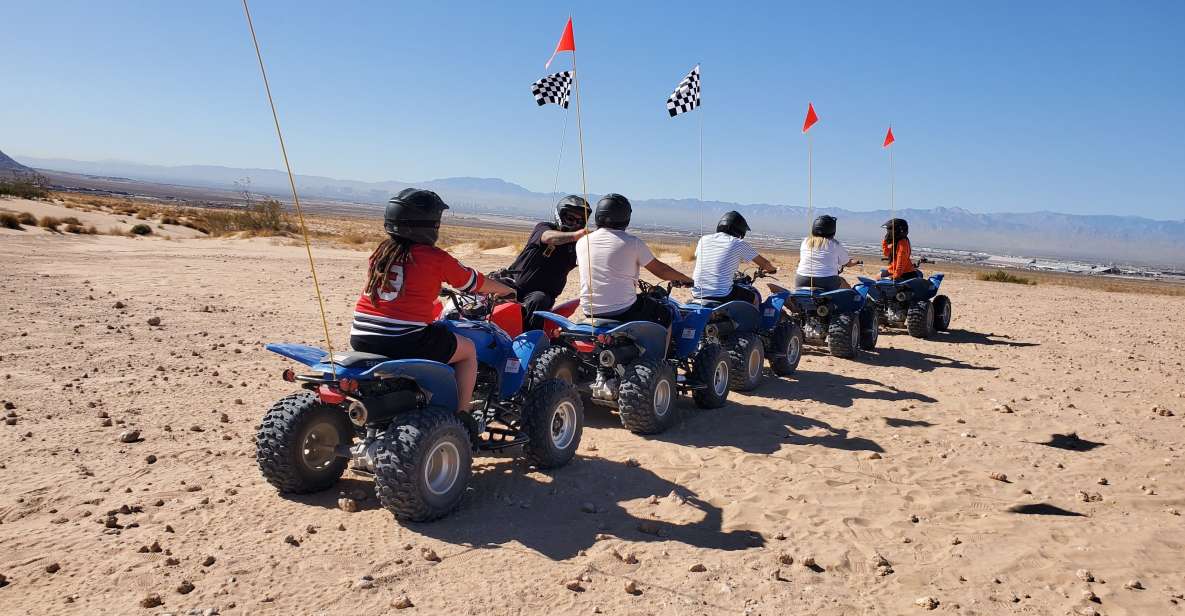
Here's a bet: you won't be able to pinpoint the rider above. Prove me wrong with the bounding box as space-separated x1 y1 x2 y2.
691 210 777 306
350 188 515 412
881 218 920 281
795 215 859 291
496 195 590 329
576 193 692 327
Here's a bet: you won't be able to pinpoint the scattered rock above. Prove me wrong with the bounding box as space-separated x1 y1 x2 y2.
1097 477 1108 486
689 563 706 572
283 535 300 547
337 498 359 513
915 596 940 610
580 502 597 514
176 580 195 594
777 553 794 565
624 580 640 595
219 413 230 423
1124 579 1144 590
867 452 882 460
421 548 440 562
1076 569 1095 582
637 520 661 535
118 429 141 443
1078 491 1103 503
802 556 818 569
45 563 60 574
113 301 126 309
625 458 641 467
355 577 374 590
563 579 584 592
989 472 1008 482
140 594 163 608
392 595 414 609
147 317 161 326
145 454 157 464
623 552 638 565
201 556 216 567
870 553 893 576
1082 589 1099 603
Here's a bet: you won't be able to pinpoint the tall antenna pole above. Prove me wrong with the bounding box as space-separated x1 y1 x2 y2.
569 22 594 298
697 68 704 237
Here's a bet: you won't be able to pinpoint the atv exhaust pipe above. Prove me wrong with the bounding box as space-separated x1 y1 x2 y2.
707 320 736 338
598 344 639 368
350 389 423 426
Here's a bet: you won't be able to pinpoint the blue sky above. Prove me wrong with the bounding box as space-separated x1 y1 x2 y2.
2 1 1182 219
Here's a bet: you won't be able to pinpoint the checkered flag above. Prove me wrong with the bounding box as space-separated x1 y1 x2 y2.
531 71 573 109
666 64 700 117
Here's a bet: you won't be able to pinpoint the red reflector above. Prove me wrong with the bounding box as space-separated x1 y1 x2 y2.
596 334 613 345
572 340 596 353
317 385 346 405
282 369 296 382
339 378 358 393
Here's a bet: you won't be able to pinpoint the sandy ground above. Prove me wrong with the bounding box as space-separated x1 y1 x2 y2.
1 208 1184 615
0 197 205 239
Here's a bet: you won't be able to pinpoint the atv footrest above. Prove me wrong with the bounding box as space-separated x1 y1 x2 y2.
479 425 529 452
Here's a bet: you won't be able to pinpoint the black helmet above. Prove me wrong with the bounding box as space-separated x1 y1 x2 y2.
811 215 837 239
716 210 750 239
882 218 909 238
594 193 632 230
384 188 449 245
554 195 591 231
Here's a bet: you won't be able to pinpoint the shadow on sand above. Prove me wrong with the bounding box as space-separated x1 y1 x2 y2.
759 369 938 408
862 346 999 372
1007 503 1085 517
1029 433 1105 452
883 416 935 428
932 329 1040 348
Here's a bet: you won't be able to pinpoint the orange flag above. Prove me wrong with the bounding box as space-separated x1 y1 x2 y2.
883 126 895 148
545 18 576 69
802 103 819 133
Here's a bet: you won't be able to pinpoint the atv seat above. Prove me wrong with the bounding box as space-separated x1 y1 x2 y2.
330 351 390 367
582 318 621 328
795 287 823 292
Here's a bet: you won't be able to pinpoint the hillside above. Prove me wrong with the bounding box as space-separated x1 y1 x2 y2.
0 149 35 177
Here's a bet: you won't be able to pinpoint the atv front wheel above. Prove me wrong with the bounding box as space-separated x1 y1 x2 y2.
530 345 579 385
691 343 731 409
827 314 861 359
859 304 880 350
726 333 764 392
373 407 473 522
521 379 584 468
767 320 804 376
618 359 678 435
906 300 937 338
256 391 353 494
932 295 952 331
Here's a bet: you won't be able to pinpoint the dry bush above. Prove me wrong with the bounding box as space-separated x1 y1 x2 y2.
1 212 21 229
61 216 82 226
17 212 36 225
679 244 697 261
0 179 49 199
65 223 83 234
39 216 61 231
477 237 510 250
84 225 98 235
161 216 179 225
195 199 294 237
106 226 123 236
130 223 153 236
976 270 1036 285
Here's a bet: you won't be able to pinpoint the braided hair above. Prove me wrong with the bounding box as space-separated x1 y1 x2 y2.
364 237 415 304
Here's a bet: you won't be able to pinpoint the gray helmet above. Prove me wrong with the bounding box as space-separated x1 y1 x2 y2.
594 193 632 230
811 215 836 239
554 195 591 231
716 210 750 238
384 188 448 245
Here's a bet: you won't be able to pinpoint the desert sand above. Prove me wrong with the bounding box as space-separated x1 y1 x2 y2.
1 197 1183 616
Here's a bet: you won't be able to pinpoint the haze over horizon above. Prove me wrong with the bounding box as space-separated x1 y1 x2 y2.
2 1 1182 222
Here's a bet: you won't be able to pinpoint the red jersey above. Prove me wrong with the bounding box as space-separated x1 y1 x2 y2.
882 237 916 279
351 244 483 337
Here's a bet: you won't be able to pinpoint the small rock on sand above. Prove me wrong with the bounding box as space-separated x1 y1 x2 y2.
563 579 584 592
45 563 60 574
989 472 1008 482
147 317 161 326
421 548 440 562
119 429 141 443
201 556 216 567
140 594 163 608
1124 579 1144 590
176 580 195 594
778 553 794 565
689 563 707 572
1076 569 1095 582
915 596 940 610
624 580 640 595
393 595 414 609
338 498 359 513
283 535 300 547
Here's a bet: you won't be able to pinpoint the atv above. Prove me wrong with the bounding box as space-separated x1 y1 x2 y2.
776 267 878 359
256 289 584 522
725 269 806 385
531 280 732 435
857 270 951 338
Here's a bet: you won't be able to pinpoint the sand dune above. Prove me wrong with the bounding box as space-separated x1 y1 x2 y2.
1 220 1183 615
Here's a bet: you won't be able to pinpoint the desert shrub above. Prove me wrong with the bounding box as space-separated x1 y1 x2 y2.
61 216 82 225
679 244 697 261
477 238 510 250
195 199 293 236
106 226 123 236
130 224 153 236
84 225 98 234
0 213 21 229
977 270 1036 285
65 223 83 234
161 216 179 225
39 216 61 230
17 212 36 225
0 179 49 199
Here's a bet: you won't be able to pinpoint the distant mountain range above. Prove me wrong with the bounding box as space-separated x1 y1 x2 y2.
0 149 36 176
14 154 1185 267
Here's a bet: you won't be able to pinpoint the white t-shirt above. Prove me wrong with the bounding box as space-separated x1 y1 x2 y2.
576 229 656 315
796 237 850 277
692 232 759 298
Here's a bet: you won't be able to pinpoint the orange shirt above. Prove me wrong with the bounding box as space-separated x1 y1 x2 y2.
882 237 916 279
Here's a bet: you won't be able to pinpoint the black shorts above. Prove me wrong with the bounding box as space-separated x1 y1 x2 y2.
794 274 844 291
589 294 673 328
700 284 758 305
350 322 458 364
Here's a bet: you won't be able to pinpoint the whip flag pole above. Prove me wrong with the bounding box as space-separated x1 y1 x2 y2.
884 125 897 261
666 64 702 235
241 0 336 377
802 103 819 287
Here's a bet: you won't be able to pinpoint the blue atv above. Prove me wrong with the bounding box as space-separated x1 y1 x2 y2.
858 270 952 339
256 289 583 522
531 281 732 435
725 269 806 385
776 269 878 359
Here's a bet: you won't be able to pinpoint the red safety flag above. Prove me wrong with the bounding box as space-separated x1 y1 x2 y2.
883 126 895 148
802 103 819 133
545 18 576 69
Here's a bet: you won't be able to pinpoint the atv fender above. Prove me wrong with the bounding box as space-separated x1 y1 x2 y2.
607 321 670 361
929 273 944 289
711 301 762 335
363 359 459 412
760 291 789 331
503 330 550 397
670 303 713 360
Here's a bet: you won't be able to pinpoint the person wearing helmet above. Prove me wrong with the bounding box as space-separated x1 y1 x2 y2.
795 215 860 291
351 188 515 412
880 218 920 281
691 210 777 306
495 195 590 329
576 193 692 327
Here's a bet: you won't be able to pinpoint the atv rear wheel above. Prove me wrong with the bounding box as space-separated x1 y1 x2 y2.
521 379 584 468
256 391 353 494
859 304 880 350
373 407 472 522
726 333 764 392
932 295 952 331
827 314 861 359
618 359 677 435
767 319 804 376
691 343 731 409
906 300 937 338
530 345 580 385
